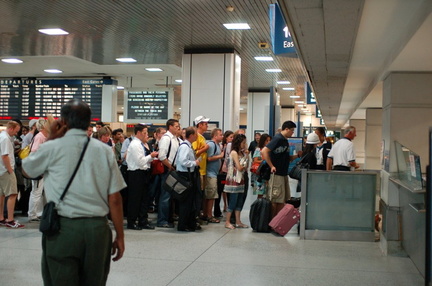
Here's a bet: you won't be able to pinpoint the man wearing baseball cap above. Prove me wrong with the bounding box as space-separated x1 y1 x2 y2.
192 115 210 222
22 119 38 149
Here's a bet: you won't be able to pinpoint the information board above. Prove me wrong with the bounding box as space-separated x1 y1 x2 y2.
125 90 170 123
0 78 116 121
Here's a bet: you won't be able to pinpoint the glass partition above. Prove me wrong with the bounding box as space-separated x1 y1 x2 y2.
303 171 377 234
394 141 423 191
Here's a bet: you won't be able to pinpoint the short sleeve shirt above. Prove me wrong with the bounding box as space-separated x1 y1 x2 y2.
206 141 221 178
22 129 126 218
265 133 290 176
192 133 208 176
0 131 14 175
327 138 355 167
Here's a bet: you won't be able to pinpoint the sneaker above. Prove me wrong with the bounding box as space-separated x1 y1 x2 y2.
0 220 6 226
28 217 41 222
5 220 25 228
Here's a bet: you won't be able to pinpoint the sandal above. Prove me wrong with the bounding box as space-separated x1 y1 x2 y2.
225 224 235 230
207 217 220 223
235 223 249 229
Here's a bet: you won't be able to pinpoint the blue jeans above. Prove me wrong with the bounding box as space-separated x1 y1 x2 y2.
227 192 244 212
157 172 171 225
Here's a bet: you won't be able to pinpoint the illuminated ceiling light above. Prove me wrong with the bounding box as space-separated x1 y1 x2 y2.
175 79 182 83
294 101 304 104
38 28 69 35
277 81 290 84
145 68 163 72
117 86 125 90
283 87 295 90
223 23 251 30
239 107 244 111
116 58 137 63
305 112 313 116
254 56 273 61
44 69 63 73
1 58 23 64
290 95 300 98
266 69 282 73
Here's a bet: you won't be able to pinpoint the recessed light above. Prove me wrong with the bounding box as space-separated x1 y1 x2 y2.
38 28 69 35
283 87 295 90
44 69 63 73
116 58 137 63
239 107 244 111
1 58 23 64
294 101 304 104
117 86 125 90
290 95 300 98
254 56 273 61
277 81 290 84
266 69 282 73
175 79 182 83
297 104 304 107
145 68 163 72
223 23 251 30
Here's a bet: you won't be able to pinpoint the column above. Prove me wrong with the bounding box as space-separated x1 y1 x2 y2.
180 49 241 131
364 108 382 170
380 72 432 259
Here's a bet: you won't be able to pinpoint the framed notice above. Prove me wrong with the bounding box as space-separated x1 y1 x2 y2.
124 89 173 124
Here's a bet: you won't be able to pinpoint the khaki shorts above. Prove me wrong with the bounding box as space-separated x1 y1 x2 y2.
205 177 218 199
267 174 290 204
0 172 18 197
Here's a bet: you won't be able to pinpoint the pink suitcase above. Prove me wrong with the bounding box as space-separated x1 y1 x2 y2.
269 204 300 236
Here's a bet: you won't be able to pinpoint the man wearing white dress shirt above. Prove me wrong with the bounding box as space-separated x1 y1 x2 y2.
156 119 180 228
126 124 158 230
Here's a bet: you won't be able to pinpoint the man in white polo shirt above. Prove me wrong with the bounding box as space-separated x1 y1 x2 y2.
326 126 360 171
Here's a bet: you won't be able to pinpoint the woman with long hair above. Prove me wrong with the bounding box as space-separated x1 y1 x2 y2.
214 130 234 217
223 134 249 229
252 133 272 198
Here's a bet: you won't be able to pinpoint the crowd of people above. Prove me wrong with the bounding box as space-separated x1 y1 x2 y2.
0 99 362 285
0 112 360 232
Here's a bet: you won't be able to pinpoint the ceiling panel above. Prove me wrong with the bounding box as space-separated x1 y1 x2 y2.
0 0 308 111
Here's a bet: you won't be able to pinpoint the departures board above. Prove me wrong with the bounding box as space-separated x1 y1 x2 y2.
0 78 117 121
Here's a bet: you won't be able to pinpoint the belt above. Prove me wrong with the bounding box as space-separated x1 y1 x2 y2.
333 165 350 171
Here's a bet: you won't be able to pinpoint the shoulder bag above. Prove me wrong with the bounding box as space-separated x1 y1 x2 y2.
288 154 310 181
39 137 90 236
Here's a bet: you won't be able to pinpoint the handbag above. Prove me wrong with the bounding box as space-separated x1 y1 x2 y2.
151 159 164 175
250 161 260 174
18 145 31 159
288 155 310 181
163 169 192 201
39 137 90 236
256 161 271 182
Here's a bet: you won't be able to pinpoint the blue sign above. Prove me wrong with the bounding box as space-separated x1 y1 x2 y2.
316 105 322 118
269 4 296 55
305 82 316 104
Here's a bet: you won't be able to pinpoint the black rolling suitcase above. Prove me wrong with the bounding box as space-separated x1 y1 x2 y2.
249 198 272 232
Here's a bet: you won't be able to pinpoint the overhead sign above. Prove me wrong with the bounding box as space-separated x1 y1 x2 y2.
316 105 322 118
269 4 296 55
125 90 171 124
305 82 316 104
0 78 116 121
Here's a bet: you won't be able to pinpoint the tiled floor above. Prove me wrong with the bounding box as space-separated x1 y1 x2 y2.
0 193 425 286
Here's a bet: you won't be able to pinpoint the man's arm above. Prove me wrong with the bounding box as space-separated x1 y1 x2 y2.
108 192 125 262
261 146 276 173
349 161 360 169
1 155 13 173
326 157 333 171
195 143 209 157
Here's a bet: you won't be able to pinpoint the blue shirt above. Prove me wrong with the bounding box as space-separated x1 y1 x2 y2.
175 141 197 172
206 141 221 178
